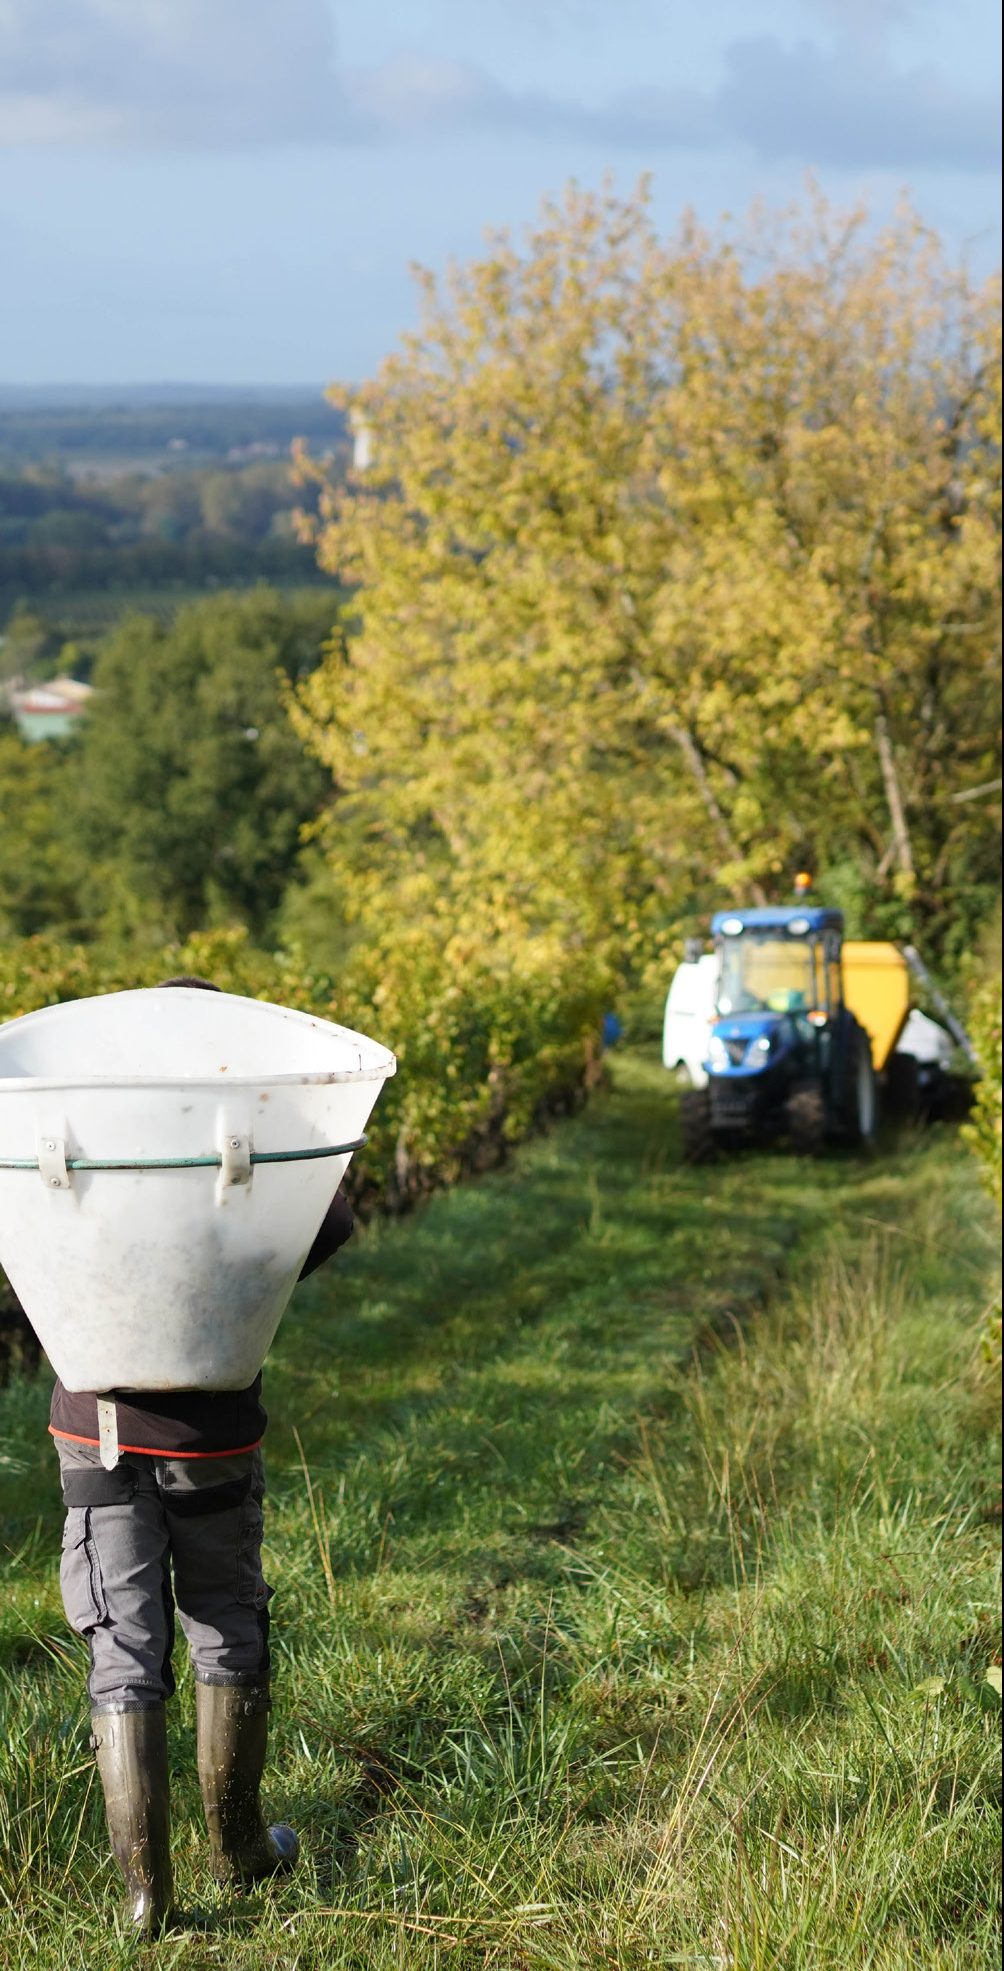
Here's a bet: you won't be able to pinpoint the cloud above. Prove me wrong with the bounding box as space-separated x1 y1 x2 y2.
348 54 497 136
719 35 1001 172
348 54 717 151
0 0 350 146
799 0 924 28
347 38 999 175
0 0 998 175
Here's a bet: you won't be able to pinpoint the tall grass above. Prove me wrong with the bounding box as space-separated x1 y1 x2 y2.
0 1055 999 1967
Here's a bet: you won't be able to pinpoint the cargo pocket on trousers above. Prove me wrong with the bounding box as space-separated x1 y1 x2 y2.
60 1508 108 1634
235 1491 271 1610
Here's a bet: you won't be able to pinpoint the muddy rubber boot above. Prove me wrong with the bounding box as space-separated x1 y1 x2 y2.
90 1705 174 1936
196 1681 298 1887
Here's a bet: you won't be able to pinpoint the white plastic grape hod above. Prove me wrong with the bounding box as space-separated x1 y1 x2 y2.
0 989 396 1393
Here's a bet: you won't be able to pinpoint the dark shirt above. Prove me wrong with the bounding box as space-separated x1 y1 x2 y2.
49 1190 354 1458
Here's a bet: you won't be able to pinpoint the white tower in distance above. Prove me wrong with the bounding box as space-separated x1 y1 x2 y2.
351 410 374 471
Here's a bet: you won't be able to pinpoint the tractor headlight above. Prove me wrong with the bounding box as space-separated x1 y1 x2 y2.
707 1034 730 1070
753 1034 772 1054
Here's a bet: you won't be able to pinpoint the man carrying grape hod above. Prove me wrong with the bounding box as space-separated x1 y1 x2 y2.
49 979 354 1934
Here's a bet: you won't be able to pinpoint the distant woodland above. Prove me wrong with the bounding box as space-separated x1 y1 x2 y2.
0 393 347 638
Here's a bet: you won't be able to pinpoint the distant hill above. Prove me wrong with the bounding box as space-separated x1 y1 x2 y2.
0 383 331 408
0 387 348 633
0 386 346 464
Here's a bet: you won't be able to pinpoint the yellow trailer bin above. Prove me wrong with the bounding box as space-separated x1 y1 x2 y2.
842 942 911 1072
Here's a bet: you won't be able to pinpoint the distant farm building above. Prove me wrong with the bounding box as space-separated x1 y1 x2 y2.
9 676 94 742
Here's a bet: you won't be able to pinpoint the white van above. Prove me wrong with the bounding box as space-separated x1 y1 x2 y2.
662 955 717 1088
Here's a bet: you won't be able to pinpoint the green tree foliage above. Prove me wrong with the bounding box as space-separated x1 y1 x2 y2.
294 184 1001 969
0 731 88 938
0 604 64 683
197 464 292 542
75 589 334 940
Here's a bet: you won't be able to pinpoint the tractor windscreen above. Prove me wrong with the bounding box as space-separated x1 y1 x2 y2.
717 936 821 1016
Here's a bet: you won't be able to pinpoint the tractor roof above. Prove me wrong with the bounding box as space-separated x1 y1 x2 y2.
711 906 844 936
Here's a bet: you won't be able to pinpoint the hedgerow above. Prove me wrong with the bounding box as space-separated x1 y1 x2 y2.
960 961 1002 1376
961 968 1003 1215
0 924 610 1214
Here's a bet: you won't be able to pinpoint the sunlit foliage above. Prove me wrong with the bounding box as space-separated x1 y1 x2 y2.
294 184 1000 969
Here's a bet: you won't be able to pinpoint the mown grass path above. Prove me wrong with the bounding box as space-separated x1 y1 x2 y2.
0 1053 1000 1969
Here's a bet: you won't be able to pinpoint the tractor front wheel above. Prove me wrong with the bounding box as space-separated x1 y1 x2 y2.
680 1087 716 1164
784 1080 827 1155
843 1027 878 1147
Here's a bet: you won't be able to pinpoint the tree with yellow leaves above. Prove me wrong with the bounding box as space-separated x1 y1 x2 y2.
294 183 1000 970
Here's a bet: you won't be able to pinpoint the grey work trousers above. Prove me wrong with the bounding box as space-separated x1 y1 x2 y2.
55 1439 272 1709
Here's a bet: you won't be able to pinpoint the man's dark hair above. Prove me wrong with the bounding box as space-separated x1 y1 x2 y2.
156 976 223 991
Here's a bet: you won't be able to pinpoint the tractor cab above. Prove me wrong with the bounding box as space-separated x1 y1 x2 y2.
679 906 876 1160
712 905 844 1036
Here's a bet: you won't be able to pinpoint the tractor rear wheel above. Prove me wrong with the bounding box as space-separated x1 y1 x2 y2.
680 1087 716 1163
885 1049 921 1124
784 1080 827 1155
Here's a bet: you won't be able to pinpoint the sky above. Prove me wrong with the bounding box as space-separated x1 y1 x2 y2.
0 0 1000 387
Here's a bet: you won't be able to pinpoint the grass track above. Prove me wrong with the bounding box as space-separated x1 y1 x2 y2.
0 1051 1000 1968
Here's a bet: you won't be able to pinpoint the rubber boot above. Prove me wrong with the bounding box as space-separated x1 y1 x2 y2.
196 1680 298 1887
90 1705 174 1936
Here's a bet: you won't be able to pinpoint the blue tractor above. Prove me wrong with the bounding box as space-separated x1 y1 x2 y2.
680 905 877 1162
